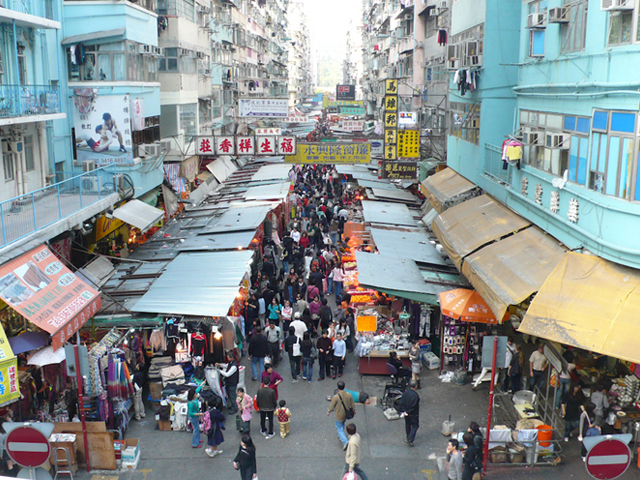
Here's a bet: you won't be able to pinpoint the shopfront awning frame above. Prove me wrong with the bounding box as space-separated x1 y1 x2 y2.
112 199 164 233
421 167 478 213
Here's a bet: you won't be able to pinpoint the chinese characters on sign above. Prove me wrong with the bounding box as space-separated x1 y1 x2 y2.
384 96 397 112
385 129 397 145
397 130 420 158
384 112 398 128
380 161 418 180
238 98 289 117
336 84 356 101
237 136 255 155
277 136 296 155
255 128 282 135
338 106 366 115
216 136 235 155
285 143 370 164
197 137 214 155
385 79 398 95
384 83 399 161
342 120 364 132
384 145 397 160
258 136 275 155
196 136 296 155
284 117 308 123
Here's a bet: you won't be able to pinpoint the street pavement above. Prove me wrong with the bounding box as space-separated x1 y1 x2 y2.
74 350 639 480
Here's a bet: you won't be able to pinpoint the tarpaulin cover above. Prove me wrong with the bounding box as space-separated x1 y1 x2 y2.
461 227 566 321
438 288 501 324
519 252 640 365
432 195 531 269
0 245 101 350
421 167 476 213
113 199 164 233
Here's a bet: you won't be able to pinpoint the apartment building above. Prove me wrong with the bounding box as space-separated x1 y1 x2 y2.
287 1 313 108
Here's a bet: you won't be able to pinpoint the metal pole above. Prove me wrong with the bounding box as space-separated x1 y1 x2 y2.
74 344 91 472
483 336 498 477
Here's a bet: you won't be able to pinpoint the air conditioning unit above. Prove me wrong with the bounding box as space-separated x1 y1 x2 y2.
138 44 152 55
545 132 571 149
601 0 635 10
138 144 161 157
198 4 211 14
548 7 569 23
438 0 448 10
196 51 205 59
435 55 445 64
82 160 96 173
159 141 172 153
467 55 482 66
2 139 22 153
81 175 99 193
415 41 423 49
527 12 547 28
178 48 190 56
420 61 429 68
447 44 459 61
465 41 478 57
153 46 165 57
523 131 542 145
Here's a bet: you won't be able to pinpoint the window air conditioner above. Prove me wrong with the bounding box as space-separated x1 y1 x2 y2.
80 175 100 193
138 144 161 157
468 55 482 67
545 132 571 149
138 44 152 55
438 0 448 10
447 44 459 61
153 47 165 57
523 131 542 146
178 48 190 56
196 51 205 59
465 41 478 57
527 12 547 28
159 141 172 153
548 7 569 23
198 4 211 14
601 0 635 10
421 61 429 68
82 160 96 172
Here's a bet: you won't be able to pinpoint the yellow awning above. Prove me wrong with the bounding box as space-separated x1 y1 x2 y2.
420 167 477 213
462 227 567 321
432 194 531 269
519 252 640 365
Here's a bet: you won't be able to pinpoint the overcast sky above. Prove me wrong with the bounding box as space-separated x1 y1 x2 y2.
301 0 361 56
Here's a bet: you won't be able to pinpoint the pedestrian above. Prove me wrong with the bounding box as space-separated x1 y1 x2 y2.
332 261 344 298
257 294 266 327
327 380 356 449
216 352 239 414
233 434 257 480
316 329 333 381
248 326 269 381
529 343 548 391
276 399 292 438
343 423 369 480
132 363 146 421
590 384 610 426
268 297 282 326
256 376 277 439
446 439 463 480
561 383 586 441
235 387 253 434
408 340 422 389
468 422 484 451
301 331 315 382
461 432 482 480
187 388 203 448
281 299 293 335
398 379 420 446
290 312 308 339
265 320 283 367
332 333 346 378
556 353 576 409
260 363 283 399
204 400 225 458
508 344 524 393
284 326 302 382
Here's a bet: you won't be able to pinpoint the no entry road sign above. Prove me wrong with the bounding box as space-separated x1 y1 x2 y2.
6 426 51 467
585 438 631 480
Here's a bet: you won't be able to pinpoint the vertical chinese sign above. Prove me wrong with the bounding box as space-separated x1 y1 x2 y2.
384 79 398 161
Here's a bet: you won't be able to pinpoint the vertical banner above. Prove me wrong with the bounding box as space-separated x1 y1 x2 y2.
384 79 399 161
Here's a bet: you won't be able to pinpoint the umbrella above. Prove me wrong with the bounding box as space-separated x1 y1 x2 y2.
27 346 66 367
9 332 50 354
438 288 509 324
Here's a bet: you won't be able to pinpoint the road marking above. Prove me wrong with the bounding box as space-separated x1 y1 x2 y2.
7 442 48 452
587 454 629 466
421 469 436 480
140 468 152 480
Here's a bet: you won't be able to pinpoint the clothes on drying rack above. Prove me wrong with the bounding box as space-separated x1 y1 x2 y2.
501 139 522 170
437 29 447 46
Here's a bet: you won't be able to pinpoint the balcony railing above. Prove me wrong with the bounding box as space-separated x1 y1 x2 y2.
1 0 57 21
0 85 61 119
0 166 118 247
484 143 512 186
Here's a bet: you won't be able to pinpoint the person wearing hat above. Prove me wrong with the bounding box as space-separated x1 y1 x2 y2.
290 312 308 340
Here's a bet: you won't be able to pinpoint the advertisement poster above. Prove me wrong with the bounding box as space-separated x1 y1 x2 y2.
397 130 420 158
238 98 288 118
130 98 145 132
285 143 370 164
0 327 19 405
0 245 101 350
73 94 134 165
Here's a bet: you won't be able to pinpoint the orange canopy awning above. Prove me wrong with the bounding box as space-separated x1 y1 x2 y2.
438 288 508 324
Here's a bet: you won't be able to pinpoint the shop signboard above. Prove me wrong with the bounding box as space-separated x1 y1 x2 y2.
0 326 19 405
384 95 398 112
336 84 356 101
370 140 384 156
95 215 125 242
216 136 236 155
385 79 398 95
342 120 364 132
276 136 296 155
284 117 308 123
379 161 418 180
236 136 255 155
399 111 417 125
49 235 73 264
238 98 288 118
385 129 397 145
397 129 420 158
196 136 214 156
73 93 134 165
285 143 370 164
323 99 364 108
257 136 276 155
339 106 365 115
384 112 398 128
326 106 339 114
0 245 101 350
256 128 282 135
384 145 397 160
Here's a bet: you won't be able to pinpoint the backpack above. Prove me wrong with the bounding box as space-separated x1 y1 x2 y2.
202 410 212 435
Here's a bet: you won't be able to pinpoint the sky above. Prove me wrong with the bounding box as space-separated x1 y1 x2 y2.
301 0 361 57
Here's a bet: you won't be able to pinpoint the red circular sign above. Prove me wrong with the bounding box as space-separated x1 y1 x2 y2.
6 426 51 467
585 438 631 480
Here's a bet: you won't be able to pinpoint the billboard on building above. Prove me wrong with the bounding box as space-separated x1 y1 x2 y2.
285 143 370 164
238 98 289 118
73 93 134 165
336 85 356 101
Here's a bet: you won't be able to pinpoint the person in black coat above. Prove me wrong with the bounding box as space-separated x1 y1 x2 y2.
462 432 482 480
398 380 420 446
248 327 269 381
233 434 257 480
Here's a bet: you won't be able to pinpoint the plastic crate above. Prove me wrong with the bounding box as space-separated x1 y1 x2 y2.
422 351 440 370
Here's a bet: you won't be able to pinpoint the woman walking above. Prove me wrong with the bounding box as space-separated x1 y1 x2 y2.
233 434 257 480
301 332 314 382
268 297 282 326
187 389 203 448
409 340 422 389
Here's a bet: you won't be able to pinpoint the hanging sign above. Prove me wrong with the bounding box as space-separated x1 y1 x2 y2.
385 79 398 95
397 129 420 158
285 143 370 164
384 112 398 128
380 161 418 180
384 96 398 111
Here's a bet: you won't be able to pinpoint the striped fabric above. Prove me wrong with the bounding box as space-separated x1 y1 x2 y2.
163 163 187 193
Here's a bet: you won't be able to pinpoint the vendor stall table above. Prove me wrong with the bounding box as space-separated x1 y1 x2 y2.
514 403 539 420
359 349 411 375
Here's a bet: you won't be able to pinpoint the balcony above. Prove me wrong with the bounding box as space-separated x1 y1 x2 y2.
483 143 512 186
0 0 60 28
0 85 64 125
0 167 119 247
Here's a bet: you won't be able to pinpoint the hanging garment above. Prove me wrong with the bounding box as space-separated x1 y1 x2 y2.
204 366 227 408
437 30 447 46
150 328 166 355
191 332 208 357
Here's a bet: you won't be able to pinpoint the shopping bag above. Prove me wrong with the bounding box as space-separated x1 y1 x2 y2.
235 415 243 431
341 472 358 480
254 395 259 411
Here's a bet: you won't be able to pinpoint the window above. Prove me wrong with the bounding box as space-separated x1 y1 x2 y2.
179 104 197 137
17 53 27 85
564 115 590 185
3 152 14 181
450 102 481 145
528 1 547 57
24 136 34 171
608 12 633 45
68 43 156 83
561 0 587 53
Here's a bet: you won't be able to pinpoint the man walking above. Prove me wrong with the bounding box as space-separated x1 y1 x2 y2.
248 326 269 381
265 320 283 367
316 329 333 381
343 423 369 480
256 376 277 439
328 380 356 449
398 379 420 446
446 438 463 480
529 343 548 391
284 327 302 382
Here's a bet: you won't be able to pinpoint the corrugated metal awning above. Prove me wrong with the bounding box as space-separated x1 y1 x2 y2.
432 195 531 269
519 252 640 365
421 167 477 213
369 187 419 204
370 227 446 265
132 250 253 317
178 231 256 251
62 28 126 45
461 227 567 321
251 164 292 182
361 200 417 227
113 199 164 233
207 156 237 183
244 182 291 201
200 203 275 234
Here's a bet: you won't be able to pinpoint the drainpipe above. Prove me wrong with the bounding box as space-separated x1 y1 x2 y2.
38 122 47 187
